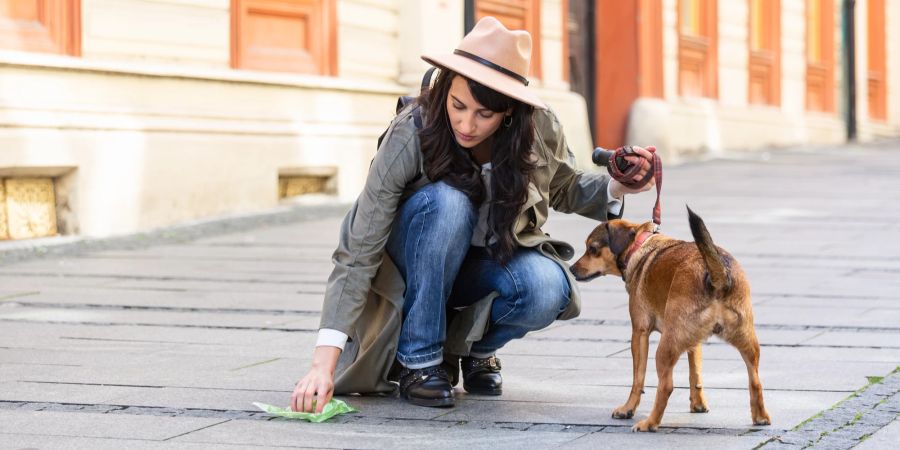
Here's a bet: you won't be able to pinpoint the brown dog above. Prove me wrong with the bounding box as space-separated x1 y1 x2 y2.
570 207 771 432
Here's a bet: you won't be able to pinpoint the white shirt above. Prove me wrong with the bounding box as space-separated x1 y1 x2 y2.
315 181 623 350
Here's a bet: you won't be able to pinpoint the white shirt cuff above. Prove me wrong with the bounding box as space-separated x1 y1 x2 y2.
607 182 623 216
316 328 348 350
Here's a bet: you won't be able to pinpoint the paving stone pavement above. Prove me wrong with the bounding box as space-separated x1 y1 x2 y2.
0 142 898 449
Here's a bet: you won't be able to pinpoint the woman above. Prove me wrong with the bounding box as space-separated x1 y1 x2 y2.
292 16 656 411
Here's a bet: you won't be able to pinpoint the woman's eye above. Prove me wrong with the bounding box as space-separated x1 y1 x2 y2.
453 103 465 110
479 111 495 119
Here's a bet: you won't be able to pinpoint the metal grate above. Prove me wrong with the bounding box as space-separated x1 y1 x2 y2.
2 177 58 240
278 176 330 199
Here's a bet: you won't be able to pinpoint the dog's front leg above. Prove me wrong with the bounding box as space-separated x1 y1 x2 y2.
613 328 650 419
633 335 680 432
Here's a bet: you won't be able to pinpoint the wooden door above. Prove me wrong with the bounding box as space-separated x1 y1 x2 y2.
0 0 80 55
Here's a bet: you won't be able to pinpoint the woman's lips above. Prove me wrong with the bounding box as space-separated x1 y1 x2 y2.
455 130 475 142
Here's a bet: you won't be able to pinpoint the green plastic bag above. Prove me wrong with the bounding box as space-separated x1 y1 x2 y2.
252 399 358 423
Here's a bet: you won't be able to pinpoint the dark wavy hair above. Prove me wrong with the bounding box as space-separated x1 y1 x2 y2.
417 69 536 264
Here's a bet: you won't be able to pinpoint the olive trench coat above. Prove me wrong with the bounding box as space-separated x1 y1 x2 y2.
319 105 622 395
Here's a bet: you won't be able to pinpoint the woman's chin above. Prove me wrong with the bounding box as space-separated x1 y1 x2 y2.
454 139 478 149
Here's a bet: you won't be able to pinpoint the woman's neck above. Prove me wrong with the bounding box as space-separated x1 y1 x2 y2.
470 137 492 165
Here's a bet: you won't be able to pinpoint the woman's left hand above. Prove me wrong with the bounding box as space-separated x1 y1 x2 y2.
608 145 657 198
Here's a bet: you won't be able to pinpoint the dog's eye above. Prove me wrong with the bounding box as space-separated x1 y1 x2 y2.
589 244 601 255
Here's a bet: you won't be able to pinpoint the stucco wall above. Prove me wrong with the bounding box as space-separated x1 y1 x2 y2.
338 0 401 83
0 53 405 236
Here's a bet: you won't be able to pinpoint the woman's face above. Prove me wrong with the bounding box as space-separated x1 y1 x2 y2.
446 76 508 149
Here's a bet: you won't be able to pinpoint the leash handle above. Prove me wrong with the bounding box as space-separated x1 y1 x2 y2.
592 146 663 226
591 148 630 172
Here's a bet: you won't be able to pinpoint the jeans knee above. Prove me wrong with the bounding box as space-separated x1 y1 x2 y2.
512 269 570 330
419 182 476 236
429 181 475 214
524 294 569 329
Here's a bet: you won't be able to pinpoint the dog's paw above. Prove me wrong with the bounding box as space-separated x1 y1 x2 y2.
612 406 634 419
631 419 658 432
753 412 771 426
690 403 709 413
690 390 708 413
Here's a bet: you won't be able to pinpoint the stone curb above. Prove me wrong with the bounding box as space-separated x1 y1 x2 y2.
756 367 900 449
0 202 351 266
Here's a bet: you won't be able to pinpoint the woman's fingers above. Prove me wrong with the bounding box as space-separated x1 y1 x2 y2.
303 384 317 412
292 378 318 412
629 162 651 183
296 378 335 413
291 381 304 412
316 385 334 413
631 145 655 160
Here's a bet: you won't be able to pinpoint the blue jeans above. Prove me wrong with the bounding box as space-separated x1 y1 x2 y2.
386 181 571 369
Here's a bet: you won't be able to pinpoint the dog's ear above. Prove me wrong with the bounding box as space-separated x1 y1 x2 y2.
635 221 657 235
607 222 637 277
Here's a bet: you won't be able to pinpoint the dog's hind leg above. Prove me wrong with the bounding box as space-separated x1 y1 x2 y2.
632 334 682 432
687 344 709 413
728 329 771 426
613 327 651 419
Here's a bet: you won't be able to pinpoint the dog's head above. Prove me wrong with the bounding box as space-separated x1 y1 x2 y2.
570 219 657 281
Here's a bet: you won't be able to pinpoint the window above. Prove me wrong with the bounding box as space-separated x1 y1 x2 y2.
230 0 337 75
678 0 717 98
867 0 886 121
0 0 80 55
748 0 780 105
805 0 834 112
473 0 541 79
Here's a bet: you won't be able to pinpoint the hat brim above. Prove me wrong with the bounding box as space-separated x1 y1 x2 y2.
421 53 547 110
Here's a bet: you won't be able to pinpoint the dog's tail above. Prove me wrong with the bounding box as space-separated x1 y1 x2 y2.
687 206 732 296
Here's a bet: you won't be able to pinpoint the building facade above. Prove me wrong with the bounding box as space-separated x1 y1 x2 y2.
0 0 897 240
591 0 899 160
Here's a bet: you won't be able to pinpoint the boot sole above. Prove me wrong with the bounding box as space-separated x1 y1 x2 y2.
402 393 455 407
463 384 502 396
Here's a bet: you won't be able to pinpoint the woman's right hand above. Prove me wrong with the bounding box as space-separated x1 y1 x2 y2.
291 346 341 413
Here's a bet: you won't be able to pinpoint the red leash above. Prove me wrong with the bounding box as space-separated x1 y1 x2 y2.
594 146 663 226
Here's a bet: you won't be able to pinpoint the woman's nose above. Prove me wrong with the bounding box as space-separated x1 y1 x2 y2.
460 113 476 132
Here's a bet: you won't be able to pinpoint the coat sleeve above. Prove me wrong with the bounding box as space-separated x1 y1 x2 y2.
319 113 421 335
537 109 622 221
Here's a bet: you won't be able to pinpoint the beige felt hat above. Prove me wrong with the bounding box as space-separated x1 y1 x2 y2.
421 16 546 109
